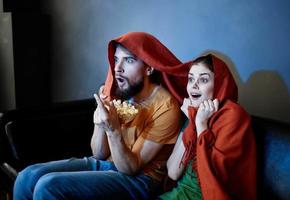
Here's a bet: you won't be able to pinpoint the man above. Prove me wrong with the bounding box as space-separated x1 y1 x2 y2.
13 32 188 200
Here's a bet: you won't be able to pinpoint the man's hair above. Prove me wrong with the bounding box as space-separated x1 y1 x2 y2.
114 42 124 51
114 42 162 84
148 70 162 84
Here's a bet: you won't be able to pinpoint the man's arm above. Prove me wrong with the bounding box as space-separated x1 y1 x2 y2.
90 85 111 159
107 131 164 175
95 95 173 175
93 93 161 174
94 93 180 175
90 124 110 159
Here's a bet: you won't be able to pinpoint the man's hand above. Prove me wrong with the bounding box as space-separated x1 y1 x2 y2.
98 85 107 101
93 94 120 134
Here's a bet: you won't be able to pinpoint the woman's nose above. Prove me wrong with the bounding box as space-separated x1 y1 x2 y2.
191 80 199 88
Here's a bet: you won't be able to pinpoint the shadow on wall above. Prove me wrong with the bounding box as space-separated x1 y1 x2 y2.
240 71 290 123
202 50 290 123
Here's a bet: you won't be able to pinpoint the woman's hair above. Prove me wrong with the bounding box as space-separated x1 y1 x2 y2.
192 54 214 72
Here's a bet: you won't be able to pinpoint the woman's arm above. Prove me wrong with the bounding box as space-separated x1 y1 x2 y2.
166 131 186 180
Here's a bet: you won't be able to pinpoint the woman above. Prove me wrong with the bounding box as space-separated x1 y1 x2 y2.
158 54 256 200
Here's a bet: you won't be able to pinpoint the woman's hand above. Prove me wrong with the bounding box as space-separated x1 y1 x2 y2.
181 98 191 118
195 99 219 137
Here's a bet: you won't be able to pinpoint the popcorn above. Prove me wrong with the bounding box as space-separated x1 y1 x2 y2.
112 99 139 123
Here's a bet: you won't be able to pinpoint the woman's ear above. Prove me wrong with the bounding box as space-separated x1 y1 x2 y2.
146 67 154 76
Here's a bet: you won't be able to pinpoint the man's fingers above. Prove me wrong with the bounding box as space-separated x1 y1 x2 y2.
99 85 107 100
94 94 104 107
98 85 104 95
94 93 111 113
94 93 99 103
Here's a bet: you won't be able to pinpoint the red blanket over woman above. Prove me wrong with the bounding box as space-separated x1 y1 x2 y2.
182 55 257 199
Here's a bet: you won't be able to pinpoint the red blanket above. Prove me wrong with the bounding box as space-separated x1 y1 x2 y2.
103 31 189 104
182 55 256 199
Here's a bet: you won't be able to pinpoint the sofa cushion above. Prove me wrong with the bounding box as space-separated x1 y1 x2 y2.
252 116 290 200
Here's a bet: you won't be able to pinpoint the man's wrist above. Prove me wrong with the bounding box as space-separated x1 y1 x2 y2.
106 129 121 139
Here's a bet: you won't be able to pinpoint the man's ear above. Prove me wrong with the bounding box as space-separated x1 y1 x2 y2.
146 67 154 76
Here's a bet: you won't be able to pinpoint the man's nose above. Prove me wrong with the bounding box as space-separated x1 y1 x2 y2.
114 60 124 73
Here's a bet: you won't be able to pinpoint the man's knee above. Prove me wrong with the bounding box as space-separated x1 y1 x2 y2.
33 172 70 199
14 165 41 198
17 163 44 181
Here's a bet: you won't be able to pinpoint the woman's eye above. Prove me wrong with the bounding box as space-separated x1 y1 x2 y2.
126 58 135 63
188 77 194 83
200 77 209 83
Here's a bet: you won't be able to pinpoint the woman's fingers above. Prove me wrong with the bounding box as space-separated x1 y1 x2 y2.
199 99 219 113
203 100 210 111
199 101 205 110
213 99 219 112
207 99 215 112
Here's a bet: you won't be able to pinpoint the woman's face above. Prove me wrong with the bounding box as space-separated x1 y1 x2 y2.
187 63 214 108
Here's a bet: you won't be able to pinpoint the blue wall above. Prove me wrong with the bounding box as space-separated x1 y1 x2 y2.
43 0 290 122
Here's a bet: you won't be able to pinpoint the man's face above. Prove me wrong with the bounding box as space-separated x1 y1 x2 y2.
114 45 147 99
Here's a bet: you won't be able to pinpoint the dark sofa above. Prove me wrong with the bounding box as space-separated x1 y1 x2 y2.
0 98 290 199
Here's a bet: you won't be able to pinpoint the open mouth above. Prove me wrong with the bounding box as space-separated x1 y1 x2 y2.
190 93 202 99
115 76 127 87
116 77 125 83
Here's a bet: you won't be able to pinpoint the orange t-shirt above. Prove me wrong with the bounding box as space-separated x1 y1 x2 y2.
109 86 181 182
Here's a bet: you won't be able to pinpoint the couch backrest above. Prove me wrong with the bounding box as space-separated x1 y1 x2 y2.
1 98 96 170
1 100 290 199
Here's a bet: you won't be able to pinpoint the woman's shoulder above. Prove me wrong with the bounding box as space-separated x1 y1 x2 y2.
214 100 251 123
221 100 249 114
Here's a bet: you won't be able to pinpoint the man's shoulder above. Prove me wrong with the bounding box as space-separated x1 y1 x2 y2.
153 86 177 101
152 86 179 107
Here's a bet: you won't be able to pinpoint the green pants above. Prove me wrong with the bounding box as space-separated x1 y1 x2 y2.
158 161 202 200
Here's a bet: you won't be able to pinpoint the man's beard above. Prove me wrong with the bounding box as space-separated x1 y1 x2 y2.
115 78 144 100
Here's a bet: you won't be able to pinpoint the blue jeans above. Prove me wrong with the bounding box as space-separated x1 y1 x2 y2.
13 157 161 200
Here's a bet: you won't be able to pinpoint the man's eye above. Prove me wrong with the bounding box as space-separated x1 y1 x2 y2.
114 57 118 63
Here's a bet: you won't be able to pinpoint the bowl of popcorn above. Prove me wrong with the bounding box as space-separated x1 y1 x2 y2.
112 99 139 124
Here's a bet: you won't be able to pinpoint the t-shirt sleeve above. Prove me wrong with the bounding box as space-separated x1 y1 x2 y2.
141 100 181 144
